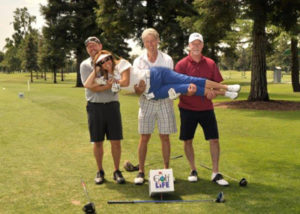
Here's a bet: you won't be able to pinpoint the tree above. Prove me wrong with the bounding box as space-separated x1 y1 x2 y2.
177 0 239 63
2 7 36 72
272 0 300 92
241 0 300 100
96 0 196 62
41 0 103 86
24 34 39 82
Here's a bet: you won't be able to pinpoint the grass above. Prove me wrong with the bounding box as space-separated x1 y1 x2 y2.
0 71 300 214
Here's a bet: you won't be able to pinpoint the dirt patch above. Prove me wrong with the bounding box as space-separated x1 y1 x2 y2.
214 100 300 111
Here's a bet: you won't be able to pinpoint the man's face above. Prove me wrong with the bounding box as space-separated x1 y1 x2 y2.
189 40 204 57
86 42 102 58
143 34 158 53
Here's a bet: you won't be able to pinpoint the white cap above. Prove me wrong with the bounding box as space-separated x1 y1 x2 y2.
188 33 203 43
95 54 110 64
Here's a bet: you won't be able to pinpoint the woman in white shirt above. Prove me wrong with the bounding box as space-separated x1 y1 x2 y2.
86 50 241 100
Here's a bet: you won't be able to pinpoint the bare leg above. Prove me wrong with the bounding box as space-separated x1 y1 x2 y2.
209 139 220 173
205 80 228 90
138 134 151 173
111 140 121 171
204 88 225 97
160 134 170 169
184 140 197 171
94 142 104 171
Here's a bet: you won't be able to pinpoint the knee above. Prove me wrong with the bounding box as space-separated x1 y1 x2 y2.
160 134 170 142
184 140 193 146
209 139 219 144
140 134 151 143
94 142 103 148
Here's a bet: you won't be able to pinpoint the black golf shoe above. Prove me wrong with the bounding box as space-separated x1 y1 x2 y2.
94 170 105 184
113 170 126 184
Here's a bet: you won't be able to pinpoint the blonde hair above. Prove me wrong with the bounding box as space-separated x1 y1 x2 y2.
141 28 160 42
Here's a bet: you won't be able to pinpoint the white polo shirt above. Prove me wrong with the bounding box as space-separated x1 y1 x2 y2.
133 50 173 70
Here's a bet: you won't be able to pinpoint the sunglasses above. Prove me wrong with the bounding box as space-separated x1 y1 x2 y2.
97 55 112 66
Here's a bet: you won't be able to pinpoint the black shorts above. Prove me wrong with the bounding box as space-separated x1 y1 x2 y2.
86 101 123 142
179 108 219 141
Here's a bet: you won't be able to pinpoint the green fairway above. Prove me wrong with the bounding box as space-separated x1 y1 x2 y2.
0 72 300 214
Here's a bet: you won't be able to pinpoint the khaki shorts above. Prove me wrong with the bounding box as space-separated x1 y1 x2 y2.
138 96 177 134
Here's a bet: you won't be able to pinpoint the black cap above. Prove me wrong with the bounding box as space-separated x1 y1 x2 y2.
84 36 101 46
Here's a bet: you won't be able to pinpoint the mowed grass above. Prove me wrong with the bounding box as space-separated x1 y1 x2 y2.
0 71 300 214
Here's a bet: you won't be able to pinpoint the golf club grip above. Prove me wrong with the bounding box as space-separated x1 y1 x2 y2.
107 201 134 204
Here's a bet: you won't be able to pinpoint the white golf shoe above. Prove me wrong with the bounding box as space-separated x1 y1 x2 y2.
225 91 239 100
168 88 181 100
227 84 241 92
212 173 229 186
188 170 198 182
134 172 145 185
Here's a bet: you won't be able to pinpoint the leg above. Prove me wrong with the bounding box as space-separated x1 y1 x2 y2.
134 134 151 184
155 67 207 87
157 99 176 168
205 80 228 90
209 138 229 186
159 134 170 169
110 140 121 171
94 141 104 171
184 140 197 171
137 134 151 173
179 108 199 181
209 139 220 173
111 140 126 184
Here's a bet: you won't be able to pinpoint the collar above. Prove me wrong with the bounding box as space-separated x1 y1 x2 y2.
187 53 204 64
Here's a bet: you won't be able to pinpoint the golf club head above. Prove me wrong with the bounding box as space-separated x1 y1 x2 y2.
123 160 139 172
239 178 248 187
82 202 96 214
215 192 225 203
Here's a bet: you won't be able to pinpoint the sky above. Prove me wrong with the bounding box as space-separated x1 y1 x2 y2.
0 0 142 55
0 0 47 51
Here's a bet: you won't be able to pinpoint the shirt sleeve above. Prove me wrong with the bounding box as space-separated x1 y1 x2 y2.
116 59 132 74
80 61 92 84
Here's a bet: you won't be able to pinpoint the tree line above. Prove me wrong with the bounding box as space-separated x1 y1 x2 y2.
0 0 299 101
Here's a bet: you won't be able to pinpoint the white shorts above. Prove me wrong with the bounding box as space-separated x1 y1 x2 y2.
138 96 177 134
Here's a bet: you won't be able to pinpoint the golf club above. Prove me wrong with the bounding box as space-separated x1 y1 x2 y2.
108 192 224 204
81 179 96 214
146 155 183 167
199 163 248 187
124 155 183 172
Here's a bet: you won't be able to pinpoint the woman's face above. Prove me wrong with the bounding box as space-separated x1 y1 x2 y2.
98 56 113 72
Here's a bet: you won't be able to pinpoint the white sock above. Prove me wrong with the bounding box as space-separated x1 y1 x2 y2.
212 172 218 180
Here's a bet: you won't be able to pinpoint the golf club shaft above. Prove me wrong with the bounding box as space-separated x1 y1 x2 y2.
199 163 238 182
146 155 183 167
108 199 214 204
81 179 91 202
